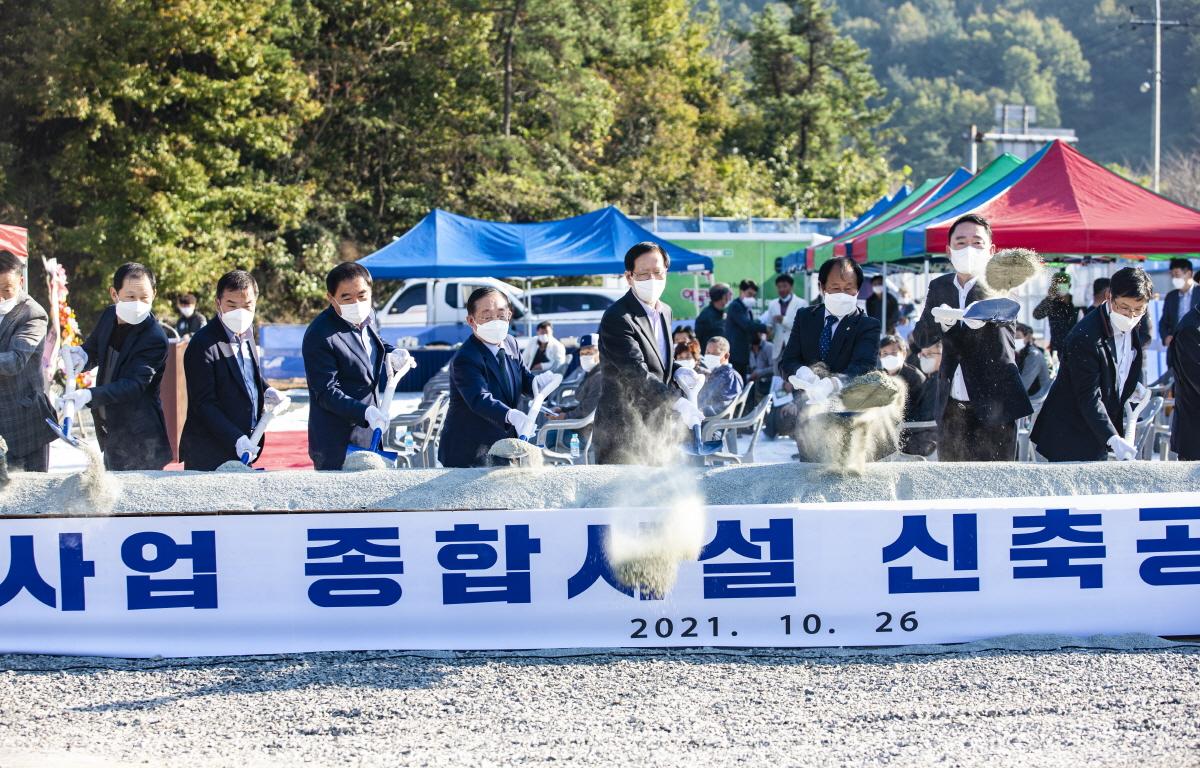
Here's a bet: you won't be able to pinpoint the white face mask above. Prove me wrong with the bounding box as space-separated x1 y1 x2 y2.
579 354 598 372
1108 304 1140 334
633 277 666 305
221 307 255 336
1014 338 1027 352
949 246 991 277
115 300 153 325
537 332 550 342
919 355 938 375
179 306 195 318
474 319 509 345
676 359 696 370
702 353 724 370
823 291 858 318
0 295 18 314
880 354 903 374
872 286 883 296
1173 276 1189 291
743 295 757 309
337 298 372 326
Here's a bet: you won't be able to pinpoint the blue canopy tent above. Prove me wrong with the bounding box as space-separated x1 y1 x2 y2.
358 206 713 278
777 187 912 274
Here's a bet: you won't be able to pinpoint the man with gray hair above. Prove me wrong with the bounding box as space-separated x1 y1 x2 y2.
0 250 55 472
695 283 731 350
698 336 743 417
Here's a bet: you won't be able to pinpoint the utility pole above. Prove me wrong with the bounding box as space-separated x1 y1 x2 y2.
1131 1 1184 192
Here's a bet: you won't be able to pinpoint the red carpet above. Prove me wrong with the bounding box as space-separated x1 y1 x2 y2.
165 431 313 470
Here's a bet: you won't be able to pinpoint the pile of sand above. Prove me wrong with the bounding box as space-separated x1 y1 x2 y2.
342 451 392 471
216 460 256 473
2 462 1199 517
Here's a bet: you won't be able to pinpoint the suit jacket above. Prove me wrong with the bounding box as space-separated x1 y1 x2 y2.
777 304 881 379
302 306 393 471
595 290 677 464
179 319 268 471
566 368 602 420
439 333 533 468
1159 287 1196 343
911 273 1032 427
80 306 173 471
724 298 758 368
695 303 724 350
1017 346 1051 398
0 295 55 457
1030 307 1143 462
1167 305 1200 460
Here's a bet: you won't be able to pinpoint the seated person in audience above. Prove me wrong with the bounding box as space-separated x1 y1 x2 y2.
522 320 566 373
674 339 701 370
1031 267 1150 462
697 336 744 417
1014 323 1050 399
878 334 927 455
746 327 776 406
549 334 602 421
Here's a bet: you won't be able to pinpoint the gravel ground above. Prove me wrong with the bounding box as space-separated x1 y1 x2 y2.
0 635 1197 768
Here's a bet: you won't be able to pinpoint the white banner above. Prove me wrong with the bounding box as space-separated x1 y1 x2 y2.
1 493 1198 657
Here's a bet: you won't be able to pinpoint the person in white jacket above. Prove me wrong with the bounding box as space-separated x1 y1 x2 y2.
760 273 807 362
521 320 567 372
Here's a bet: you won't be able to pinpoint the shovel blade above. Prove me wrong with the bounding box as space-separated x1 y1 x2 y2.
45 417 85 449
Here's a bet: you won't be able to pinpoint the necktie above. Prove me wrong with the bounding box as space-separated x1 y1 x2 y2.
819 314 838 361
235 339 258 423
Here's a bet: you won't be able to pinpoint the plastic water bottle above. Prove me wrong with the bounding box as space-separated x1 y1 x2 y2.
569 434 581 460
404 432 415 453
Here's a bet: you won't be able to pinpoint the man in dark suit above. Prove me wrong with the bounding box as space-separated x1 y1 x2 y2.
438 287 556 468
695 283 730 351
596 242 702 464
911 214 1031 461
1159 258 1195 347
1031 267 1151 462
60 262 173 470
180 270 283 470
1167 304 1200 460
724 279 760 379
779 256 881 382
0 250 55 471
303 262 408 470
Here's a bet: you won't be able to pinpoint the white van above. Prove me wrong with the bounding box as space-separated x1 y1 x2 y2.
377 278 528 328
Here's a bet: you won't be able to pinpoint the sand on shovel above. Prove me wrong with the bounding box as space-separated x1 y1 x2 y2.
488 438 544 468
342 451 392 471
216 460 256 473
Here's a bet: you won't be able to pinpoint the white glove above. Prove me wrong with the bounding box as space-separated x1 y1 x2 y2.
787 366 819 392
264 387 285 409
56 389 93 411
533 370 559 393
61 345 88 372
388 348 413 374
931 304 964 331
1107 434 1137 461
1128 383 1149 405
672 397 703 429
506 408 527 430
803 377 841 406
235 435 259 462
363 405 388 434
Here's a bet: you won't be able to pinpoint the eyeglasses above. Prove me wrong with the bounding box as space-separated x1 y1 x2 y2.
631 270 668 281
475 309 512 322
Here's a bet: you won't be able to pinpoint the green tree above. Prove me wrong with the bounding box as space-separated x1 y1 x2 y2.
0 0 320 322
734 0 896 217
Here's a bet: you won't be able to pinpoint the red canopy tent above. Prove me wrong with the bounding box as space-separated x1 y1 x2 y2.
0 224 27 259
926 140 1200 257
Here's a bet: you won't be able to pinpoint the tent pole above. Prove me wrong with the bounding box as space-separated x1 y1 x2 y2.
525 277 533 337
881 261 888 340
922 258 930 303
